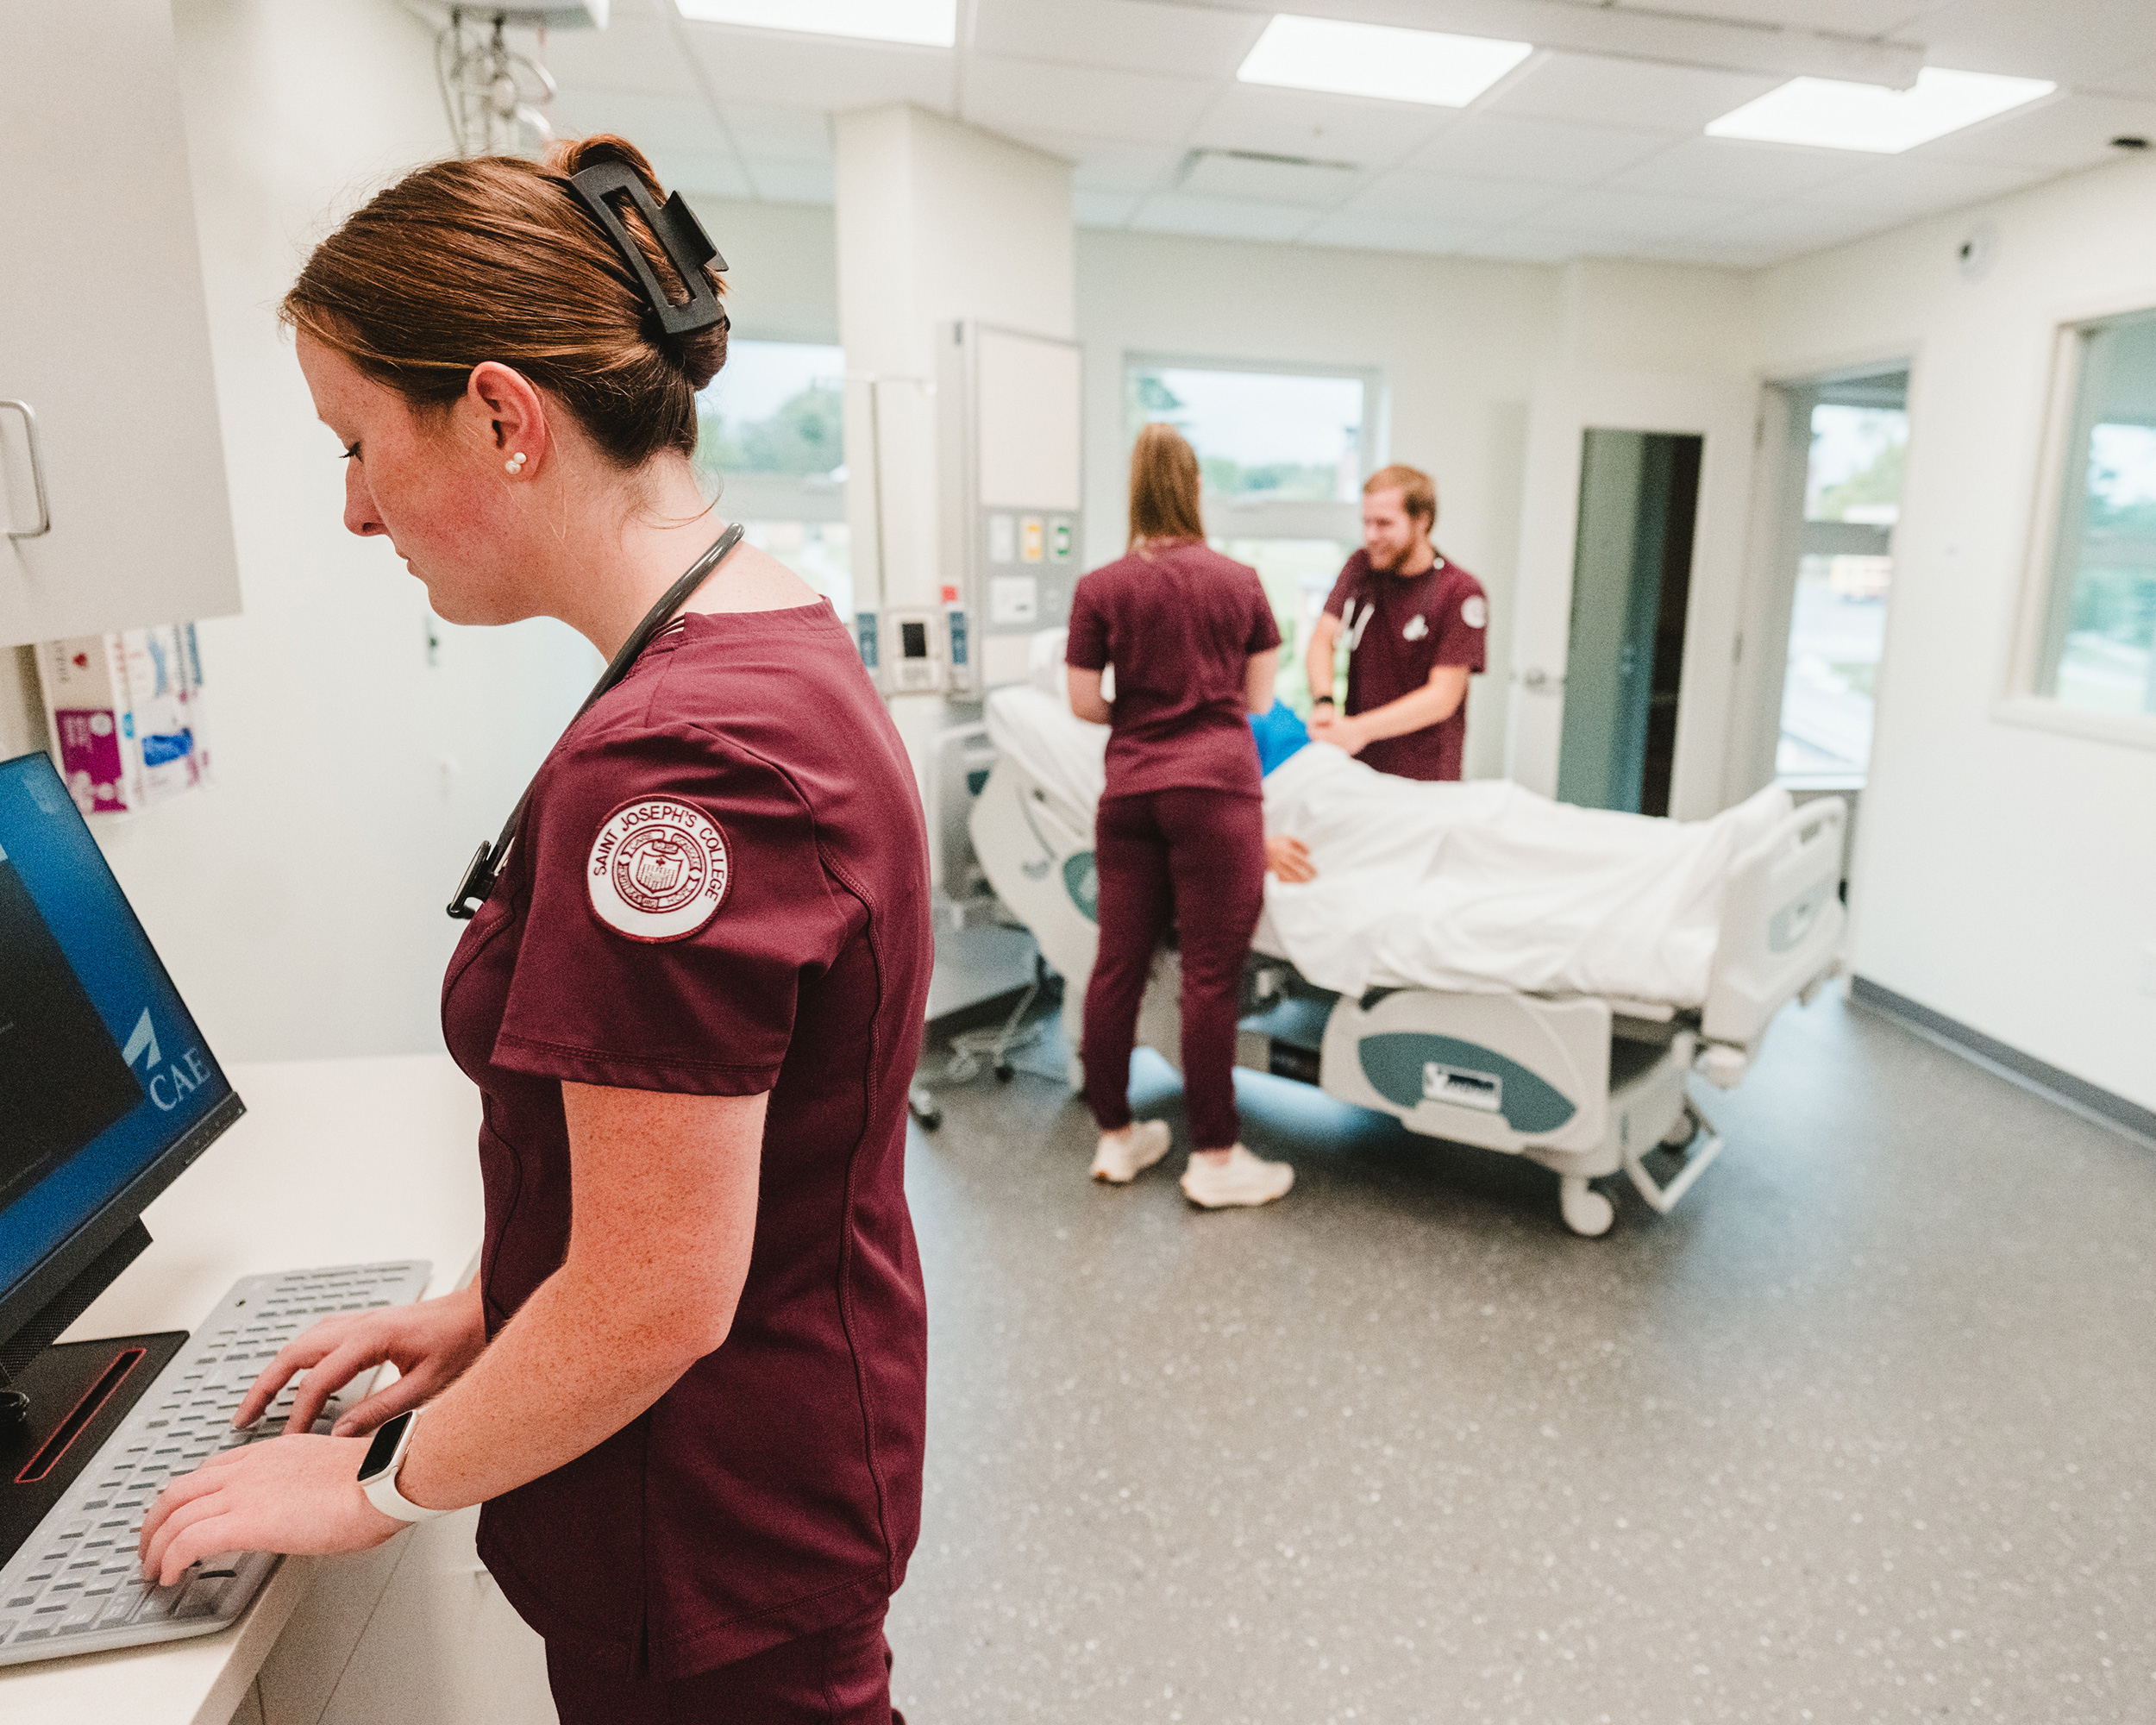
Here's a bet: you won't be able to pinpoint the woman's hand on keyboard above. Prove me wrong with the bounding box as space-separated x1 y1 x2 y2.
138 1432 403 1587
231 1285 489 1438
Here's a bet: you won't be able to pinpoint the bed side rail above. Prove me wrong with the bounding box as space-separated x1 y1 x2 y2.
1700 796 1847 1055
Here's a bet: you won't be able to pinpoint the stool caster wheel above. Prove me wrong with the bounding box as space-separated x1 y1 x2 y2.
1559 1176 1614 1238
907 1085 942 1131
994 1063 1014 1083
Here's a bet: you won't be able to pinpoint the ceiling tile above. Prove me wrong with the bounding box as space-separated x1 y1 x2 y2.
549 88 725 154
970 0 1263 79
1406 112 1678 186
1128 191 1315 242
1792 155 2052 221
537 9 699 97
1187 82 1459 167
962 54 1215 145
1348 168 1564 228
1487 52 1782 133
1073 188 1144 228
719 103 832 164
1633 0 1934 30
1524 185 1749 240
1179 152 1367 207
1912 91 2156 172
743 160 836 204
680 24 955 114
1622 235 1786 270
1298 209 1490 256
1608 136 1868 203
1678 202 1896 265
1915 0 2156 89
1000 130 1180 192
645 147 755 199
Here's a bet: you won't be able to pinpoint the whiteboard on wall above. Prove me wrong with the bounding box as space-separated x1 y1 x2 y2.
976 328 1081 511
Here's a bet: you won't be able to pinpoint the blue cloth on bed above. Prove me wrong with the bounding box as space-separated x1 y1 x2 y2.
1250 701 1310 777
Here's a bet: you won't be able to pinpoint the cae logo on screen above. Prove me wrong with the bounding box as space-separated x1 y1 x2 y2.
123 1007 210 1113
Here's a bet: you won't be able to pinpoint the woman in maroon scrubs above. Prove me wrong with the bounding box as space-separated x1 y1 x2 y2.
1066 425 1295 1208
138 137 929 1722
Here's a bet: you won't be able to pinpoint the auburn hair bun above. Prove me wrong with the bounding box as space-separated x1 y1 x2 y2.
282 134 729 468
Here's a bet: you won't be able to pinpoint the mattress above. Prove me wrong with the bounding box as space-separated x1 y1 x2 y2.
981 684 1791 1008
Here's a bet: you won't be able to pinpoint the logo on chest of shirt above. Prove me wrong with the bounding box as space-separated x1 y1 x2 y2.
1402 614 1429 642
587 797 731 943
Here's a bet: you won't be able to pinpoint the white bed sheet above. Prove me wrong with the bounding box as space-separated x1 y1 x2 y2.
981 685 1791 1008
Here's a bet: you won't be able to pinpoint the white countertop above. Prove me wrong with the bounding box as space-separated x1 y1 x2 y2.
1 1054 484 1725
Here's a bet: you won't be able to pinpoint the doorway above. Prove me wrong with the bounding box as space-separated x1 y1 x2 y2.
1556 429 1704 814
1738 366 1909 797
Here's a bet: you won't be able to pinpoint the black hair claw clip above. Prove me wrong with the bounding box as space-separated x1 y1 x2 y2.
566 160 729 338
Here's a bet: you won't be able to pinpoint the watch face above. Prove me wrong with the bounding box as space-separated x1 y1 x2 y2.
359 1411 412 1481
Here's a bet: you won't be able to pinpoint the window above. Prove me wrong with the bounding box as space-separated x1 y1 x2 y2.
1215 537 1355 715
2032 310 2156 719
696 340 851 617
1125 358 1379 709
1777 392 1906 780
1125 361 1369 505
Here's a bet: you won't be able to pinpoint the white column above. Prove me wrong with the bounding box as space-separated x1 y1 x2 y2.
833 104 1074 799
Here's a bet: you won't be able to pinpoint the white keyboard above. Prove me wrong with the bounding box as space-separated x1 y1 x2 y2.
0 1259 431 1667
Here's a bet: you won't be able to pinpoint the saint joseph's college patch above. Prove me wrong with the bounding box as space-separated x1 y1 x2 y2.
586 797 731 943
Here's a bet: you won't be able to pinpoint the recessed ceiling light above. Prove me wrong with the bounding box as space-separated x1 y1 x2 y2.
1705 67 2055 154
674 0 955 48
1237 14 1533 109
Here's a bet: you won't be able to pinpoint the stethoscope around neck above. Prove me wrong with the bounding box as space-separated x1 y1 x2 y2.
445 520 745 920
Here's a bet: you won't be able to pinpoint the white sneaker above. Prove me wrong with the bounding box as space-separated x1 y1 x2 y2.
1091 1120 1173 1184
1180 1144 1294 1209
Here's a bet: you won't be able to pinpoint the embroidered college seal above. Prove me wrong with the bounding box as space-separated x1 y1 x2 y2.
586 797 730 943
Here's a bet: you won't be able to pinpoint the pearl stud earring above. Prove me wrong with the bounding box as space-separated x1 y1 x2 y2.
505 451 527 474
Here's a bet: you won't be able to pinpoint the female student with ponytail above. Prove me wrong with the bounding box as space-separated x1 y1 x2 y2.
1065 424 1296 1209
138 135 930 1722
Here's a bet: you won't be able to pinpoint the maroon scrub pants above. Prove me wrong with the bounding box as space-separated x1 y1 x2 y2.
1082 788 1266 1151
545 1606 902 1724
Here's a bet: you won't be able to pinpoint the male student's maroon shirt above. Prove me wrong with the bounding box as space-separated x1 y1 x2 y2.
441 602 930 1682
1322 548 1488 781
1066 541 1281 802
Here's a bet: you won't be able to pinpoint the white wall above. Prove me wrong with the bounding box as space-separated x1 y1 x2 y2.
680 194 840 344
8 0 598 1066
1076 229 1559 781
1754 154 2156 1110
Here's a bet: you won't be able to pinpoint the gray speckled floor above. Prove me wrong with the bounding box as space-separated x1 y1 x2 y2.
888 990 2155 1724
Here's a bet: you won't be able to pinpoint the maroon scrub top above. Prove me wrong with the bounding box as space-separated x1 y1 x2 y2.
1322 549 1488 781
441 601 931 1683
1065 541 1280 802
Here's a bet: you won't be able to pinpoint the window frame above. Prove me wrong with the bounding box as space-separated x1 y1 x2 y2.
1121 351 1385 543
2002 293 2156 752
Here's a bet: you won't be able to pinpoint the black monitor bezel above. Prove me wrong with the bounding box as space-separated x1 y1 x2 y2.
0 751 247 1364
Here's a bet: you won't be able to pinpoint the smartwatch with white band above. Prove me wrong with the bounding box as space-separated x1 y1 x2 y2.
356 1408 449 1522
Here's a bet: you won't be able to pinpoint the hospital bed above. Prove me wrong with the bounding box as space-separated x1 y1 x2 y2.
956 681 1846 1238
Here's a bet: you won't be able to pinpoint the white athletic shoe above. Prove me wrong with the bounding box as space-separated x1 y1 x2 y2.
1180 1144 1295 1209
1091 1120 1173 1184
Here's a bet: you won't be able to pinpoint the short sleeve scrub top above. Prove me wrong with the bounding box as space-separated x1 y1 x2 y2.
441 600 932 1682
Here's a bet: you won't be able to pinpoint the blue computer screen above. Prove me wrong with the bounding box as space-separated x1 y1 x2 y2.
0 753 233 1295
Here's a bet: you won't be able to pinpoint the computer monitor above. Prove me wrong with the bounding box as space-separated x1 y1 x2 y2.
0 750 243 1387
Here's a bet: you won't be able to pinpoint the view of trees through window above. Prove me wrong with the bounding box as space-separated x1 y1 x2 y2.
695 340 845 483
694 340 851 618
1125 364 1364 502
1777 400 1906 780
2043 311 2156 718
